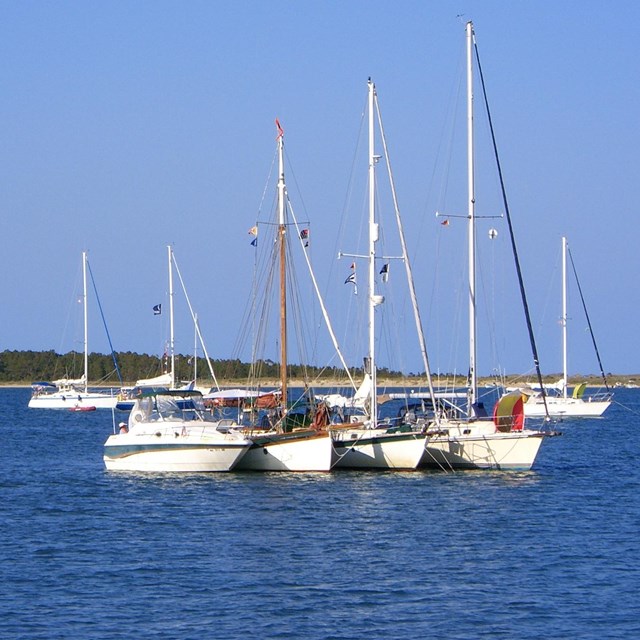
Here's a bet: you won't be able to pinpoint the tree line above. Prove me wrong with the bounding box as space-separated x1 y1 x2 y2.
0 350 412 385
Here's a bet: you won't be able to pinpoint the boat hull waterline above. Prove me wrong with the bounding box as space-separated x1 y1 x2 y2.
420 429 544 471
104 428 252 472
29 392 117 410
523 397 610 418
236 431 333 472
330 428 427 470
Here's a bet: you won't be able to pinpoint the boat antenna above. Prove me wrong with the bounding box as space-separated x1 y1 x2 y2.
471 26 550 419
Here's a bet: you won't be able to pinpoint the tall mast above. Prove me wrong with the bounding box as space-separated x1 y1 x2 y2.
562 236 568 399
82 251 89 393
167 245 175 389
368 79 378 426
466 21 477 413
277 121 288 416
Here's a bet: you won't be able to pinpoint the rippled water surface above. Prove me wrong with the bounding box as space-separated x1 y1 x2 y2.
2 387 639 639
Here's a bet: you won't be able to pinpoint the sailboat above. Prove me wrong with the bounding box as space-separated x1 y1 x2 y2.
418 21 546 470
116 246 213 409
233 120 334 472
520 237 612 417
28 252 120 410
329 79 428 470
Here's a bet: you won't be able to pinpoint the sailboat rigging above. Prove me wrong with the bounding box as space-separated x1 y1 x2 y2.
329 78 430 470
116 246 218 409
519 236 612 418
232 119 334 471
28 252 120 410
417 21 549 470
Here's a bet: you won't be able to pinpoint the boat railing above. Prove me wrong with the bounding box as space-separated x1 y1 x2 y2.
586 391 614 403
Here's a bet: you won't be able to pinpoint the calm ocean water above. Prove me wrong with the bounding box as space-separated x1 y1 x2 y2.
1 386 639 639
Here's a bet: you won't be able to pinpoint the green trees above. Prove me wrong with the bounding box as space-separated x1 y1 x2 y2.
0 350 377 385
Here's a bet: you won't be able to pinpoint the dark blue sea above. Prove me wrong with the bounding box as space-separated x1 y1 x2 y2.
2 387 639 639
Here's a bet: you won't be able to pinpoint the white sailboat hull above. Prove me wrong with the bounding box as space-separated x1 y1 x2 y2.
523 396 610 418
236 431 333 471
331 427 426 470
104 427 251 472
29 391 118 410
420 427 544 471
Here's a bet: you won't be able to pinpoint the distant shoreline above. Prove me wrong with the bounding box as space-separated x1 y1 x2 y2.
4 374 636 390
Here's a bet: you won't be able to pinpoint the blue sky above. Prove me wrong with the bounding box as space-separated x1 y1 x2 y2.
1 1 637 379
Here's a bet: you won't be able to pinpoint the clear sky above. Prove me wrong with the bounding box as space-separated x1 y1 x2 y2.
1 1 637 379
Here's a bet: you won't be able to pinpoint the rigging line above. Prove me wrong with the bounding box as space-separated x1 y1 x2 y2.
476 242 499 379
244 222 272 380
331 92 368 282
375 92 439 416
86 260 123 386
282 144 311 224
170 253 220 391
231 219 275 370
283 236 310 377
473 35 550 422
541 242 562 335
237 149 281 381
436 55 465 224
567 246 610 391
256 148 278 223
427 217 445 371
487 229 502 377
416 45 466 261
57 260 86 379
330 93 368 349
249 237 279 384
443 239 466 391
288 195 358 391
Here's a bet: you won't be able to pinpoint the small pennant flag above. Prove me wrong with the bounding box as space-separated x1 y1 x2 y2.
153 304 162 315
248 226 258 236
344 267 357 295
250 237 258 247
276 118 284 139
441 219 450 226
379 263 389 282
300 228 309 247
345 265 358 294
